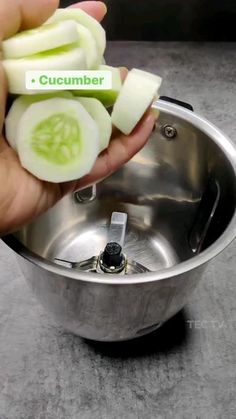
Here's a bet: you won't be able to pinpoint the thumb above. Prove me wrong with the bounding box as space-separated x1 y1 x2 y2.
0 0 59 129
0 0 59 41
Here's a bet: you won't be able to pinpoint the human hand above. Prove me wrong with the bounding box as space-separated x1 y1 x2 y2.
0 0 156 235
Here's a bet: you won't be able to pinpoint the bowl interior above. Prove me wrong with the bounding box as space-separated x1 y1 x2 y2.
14 104 236 273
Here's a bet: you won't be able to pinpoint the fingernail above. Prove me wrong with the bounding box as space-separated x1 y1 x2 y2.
99 2 107 15
142 109 158 132
119 67 129 82
151 108 160 121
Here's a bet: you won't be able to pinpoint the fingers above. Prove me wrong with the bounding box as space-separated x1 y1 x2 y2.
20 0 59 30
69 1 107 22
73 109 157 190
0 0 107 40
0 0 59 40
0 136 10 153
0 0 59 129
0 0 21 41
119 66 129 82
0 0 107 127
0 65 7 129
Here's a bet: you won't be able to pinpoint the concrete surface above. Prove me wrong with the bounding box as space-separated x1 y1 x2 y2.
0 42 236 419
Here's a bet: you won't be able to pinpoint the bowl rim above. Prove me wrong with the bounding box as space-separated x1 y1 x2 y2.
3 100 236 285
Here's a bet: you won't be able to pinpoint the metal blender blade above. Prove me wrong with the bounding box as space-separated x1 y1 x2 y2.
107 212 127 248
54 210 150 275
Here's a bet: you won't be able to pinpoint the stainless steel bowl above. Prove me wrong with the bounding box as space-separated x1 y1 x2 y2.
3 99 236 341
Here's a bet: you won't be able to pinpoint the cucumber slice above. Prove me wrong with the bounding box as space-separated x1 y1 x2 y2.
75 97 112 152
46 8 106 57
16 98 99 183
131 68 163 85
76 23 100 69
73 65 122 107
2 20 79 59
5 92 73 150
111 68 162 135
3 45 86 95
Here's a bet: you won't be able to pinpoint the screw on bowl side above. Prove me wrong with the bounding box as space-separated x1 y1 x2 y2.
74 185 97 204
161 124 177 140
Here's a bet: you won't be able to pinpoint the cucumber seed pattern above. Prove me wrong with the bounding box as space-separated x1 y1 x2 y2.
32 114 81 165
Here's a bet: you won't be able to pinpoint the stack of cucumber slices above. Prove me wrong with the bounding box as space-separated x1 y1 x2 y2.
2 8 162 183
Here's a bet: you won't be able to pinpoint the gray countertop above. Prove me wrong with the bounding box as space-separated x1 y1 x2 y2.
0 42 236 419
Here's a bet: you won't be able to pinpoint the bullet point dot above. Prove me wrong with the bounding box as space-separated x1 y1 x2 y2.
31 79 35 83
